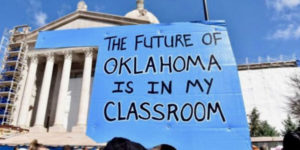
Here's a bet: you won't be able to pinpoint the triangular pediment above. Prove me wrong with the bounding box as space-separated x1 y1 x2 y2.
27 10 150 40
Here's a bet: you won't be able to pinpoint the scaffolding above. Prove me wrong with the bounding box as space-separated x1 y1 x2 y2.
0 25 30 126
0 29 10 70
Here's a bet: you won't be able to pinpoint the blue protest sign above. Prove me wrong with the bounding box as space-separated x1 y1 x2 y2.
36 21 251 150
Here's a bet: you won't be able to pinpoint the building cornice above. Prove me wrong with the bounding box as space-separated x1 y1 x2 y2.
27 47 97 58
238 61 298 70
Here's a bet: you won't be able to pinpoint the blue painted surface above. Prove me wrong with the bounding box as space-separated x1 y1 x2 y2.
296 60 300 67
36 21 251 150
0 146 14 150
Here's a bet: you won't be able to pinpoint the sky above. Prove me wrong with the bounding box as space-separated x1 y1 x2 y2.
0 0 300 64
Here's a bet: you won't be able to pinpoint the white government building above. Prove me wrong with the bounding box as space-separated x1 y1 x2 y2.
0 0 299 146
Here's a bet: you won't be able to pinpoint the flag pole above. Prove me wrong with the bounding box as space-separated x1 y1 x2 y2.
203 0 209 21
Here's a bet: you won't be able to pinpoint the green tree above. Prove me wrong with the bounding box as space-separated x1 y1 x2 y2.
259 121 280 136
249 108 261 136
281 115 297 135
248 108 280 137
287 75 300 120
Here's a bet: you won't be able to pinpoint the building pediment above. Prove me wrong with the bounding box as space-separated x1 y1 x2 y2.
26 10 150 41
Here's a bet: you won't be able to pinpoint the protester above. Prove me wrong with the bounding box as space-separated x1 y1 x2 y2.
63 145 72 150
151 144 176 150
28 139 39 150
283 127 300 150
28 139 49 150
102 137 176 150
260 145 268 150
103 137 146 150
270 145 283 150
252 145 259 150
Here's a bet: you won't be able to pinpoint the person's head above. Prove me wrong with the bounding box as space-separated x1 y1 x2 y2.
283 131 300 150
29 139 39 150
103 137 146 150
259 146 267 150
151 144 176 150
63 145 72 150
252 145 259 150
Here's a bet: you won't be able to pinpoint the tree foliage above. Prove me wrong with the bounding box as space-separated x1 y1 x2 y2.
249 108 261 136
281 115 298 135
249 108 280 137
287 75 300 119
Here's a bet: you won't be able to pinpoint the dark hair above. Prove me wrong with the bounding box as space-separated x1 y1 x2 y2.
283 128 300 150
103 137 146 150
152 144 176 150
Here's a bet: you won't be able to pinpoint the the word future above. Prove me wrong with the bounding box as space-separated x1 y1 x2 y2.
101 32 227 123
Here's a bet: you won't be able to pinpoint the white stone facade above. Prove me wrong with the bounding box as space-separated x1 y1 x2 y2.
239 66 300 131
4 1 153 136
12 48 96 133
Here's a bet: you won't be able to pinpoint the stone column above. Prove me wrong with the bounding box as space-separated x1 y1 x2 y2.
12 62 28 126
17 55 38 128
50 52 72 132
72 49 93 133
31 53 54 132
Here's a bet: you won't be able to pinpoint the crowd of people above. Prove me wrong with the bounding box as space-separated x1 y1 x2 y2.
6 127 300 150
10 137 176 150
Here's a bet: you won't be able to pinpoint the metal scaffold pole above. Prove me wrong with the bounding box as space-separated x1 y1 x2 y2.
203 0 209 21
